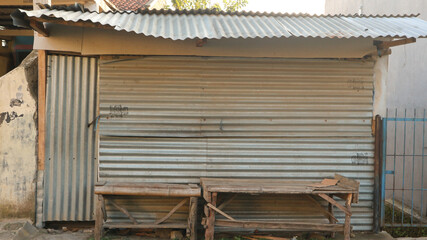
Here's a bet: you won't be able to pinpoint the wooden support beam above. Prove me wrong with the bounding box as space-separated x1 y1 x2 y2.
317 193 351 216
215 219 344 232
104 222 188 229
0 30 34 37
30 20 49 37
37 50 46 171
375 38 416 49
344 194 353 240
305 195 338 223
0 0 33 6
207 203 236 221
94 195 105 240
155 198 188 225
187 197 198 240
109 199 138 225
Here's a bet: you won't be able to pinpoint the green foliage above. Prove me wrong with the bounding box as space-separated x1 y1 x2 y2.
171 0 248 11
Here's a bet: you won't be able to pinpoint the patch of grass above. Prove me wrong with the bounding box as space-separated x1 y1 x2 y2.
384 204 427 238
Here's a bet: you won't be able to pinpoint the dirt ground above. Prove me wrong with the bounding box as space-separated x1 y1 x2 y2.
0 218 412 240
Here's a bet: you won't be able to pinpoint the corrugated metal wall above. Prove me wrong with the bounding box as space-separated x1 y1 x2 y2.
43 55 98 221
99 56 375 230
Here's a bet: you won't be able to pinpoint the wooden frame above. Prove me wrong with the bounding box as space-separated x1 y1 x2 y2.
201 175 359 240
94 182 201 240
37 50 46 171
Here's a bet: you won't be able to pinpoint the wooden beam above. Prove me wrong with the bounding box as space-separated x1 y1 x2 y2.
0 0 33 6
37 50 46 171
30 20 48 37
207 203 236 221
155 198 188 225
0 30 34 37
318 193 351 216
109 199 138 224
305 195 338 223
215 219 344 232
104 222 188 229
94 195 105 240
375 38 416 49
187 197 198 240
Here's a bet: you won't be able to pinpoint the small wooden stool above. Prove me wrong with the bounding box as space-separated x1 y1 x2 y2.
94 182 201 240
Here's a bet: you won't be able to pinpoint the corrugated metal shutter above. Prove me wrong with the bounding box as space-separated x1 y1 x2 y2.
99 56 374 230
44 55 98 221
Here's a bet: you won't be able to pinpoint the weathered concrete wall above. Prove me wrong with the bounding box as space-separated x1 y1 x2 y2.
0 51 38 219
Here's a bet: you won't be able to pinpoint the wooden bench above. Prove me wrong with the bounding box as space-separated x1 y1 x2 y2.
94 182 201 240
201 174 359 240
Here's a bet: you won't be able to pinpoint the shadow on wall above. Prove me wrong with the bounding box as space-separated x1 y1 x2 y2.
0 50 38 221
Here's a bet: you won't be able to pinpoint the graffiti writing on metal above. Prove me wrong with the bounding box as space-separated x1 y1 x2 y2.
351 152 368 165
108 105 129 118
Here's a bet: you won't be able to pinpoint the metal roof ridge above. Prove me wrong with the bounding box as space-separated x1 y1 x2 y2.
34 4 421 18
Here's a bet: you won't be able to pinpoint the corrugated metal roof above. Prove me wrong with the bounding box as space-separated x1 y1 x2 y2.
13 8 427 40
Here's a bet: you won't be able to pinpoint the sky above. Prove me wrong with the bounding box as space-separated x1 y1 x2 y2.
243 0 325 14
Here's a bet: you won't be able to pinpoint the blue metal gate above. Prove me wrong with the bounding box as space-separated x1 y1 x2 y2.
381 109 427 227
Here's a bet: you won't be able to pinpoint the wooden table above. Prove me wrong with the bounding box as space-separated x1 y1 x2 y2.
201 174 359 240
94 182 201 240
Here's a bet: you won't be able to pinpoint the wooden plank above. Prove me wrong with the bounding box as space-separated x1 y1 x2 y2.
155 198 188 225
37 50 46 171
215 219 344 232
94 195 104 240
317 193 351 216
334 174 359 203
95 185 201 197
187 197 198 240
109 199 138 224
0 0 33 5
0 30 34 36
305 195 337 223
103 222 188 229
375 38 416 49
207 203 236 221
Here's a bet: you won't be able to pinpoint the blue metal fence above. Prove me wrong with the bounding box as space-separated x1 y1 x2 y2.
381 109 427 227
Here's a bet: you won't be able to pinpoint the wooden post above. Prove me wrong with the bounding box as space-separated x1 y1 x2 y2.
205 192 217 240
328 195 335 238
94 195 105 240
344 194 352 240
37 50 46 171
187 197 198 240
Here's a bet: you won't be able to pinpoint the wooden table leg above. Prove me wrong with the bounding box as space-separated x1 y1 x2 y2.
94 195 105 240
328 195 336 238
187 197 198 240
205 192 217 240
344 194 352 240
